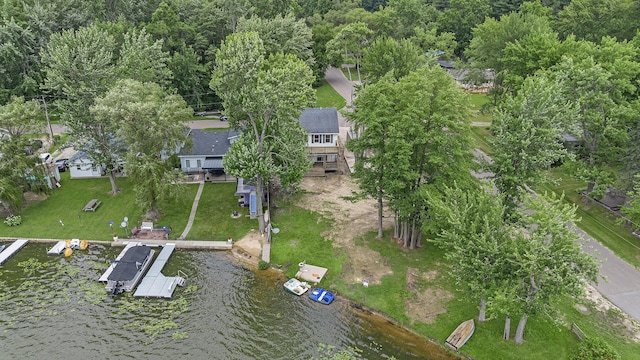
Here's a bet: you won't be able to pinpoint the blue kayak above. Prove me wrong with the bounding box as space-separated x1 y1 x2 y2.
308 288 335 305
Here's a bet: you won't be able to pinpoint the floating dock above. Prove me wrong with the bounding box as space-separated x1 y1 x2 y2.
134 243 185 298
0 239 29 265
296 262 328 284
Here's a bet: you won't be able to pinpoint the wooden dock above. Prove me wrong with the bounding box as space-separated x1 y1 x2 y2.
134 243 185 298
0 239 29 265
296 262 328 284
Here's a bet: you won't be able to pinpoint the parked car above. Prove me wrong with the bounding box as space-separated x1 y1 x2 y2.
39 152 51 163
220 115 228 121
25 139 43 155
55 158 68 172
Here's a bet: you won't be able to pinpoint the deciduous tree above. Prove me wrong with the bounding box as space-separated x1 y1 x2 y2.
210 32 315 233
92 79 191 220
490 75 575 212
41 25 120 193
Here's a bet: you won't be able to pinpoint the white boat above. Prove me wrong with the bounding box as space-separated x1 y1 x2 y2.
47 239 88 256
446 319 475 350
283 278 311 296
105 245 155 296
47 241 68 255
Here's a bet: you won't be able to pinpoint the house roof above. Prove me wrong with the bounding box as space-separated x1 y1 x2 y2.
180 129 239 157
69 151 91 163
299 108 339 134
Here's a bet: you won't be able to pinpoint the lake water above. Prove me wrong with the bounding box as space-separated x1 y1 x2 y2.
0 242 456 359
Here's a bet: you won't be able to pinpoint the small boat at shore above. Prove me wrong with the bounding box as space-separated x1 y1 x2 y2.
283 278 311 296
105 244 155 296
47 239 89 256
446 319 474 350
0 244 5 254
308 288 334 305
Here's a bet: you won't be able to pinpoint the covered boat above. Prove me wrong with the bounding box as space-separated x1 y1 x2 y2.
308 288 334 305
446 319 475 350
105 245 155 296
283 278 310 296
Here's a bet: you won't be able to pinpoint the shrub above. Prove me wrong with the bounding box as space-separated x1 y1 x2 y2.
4 214 22 226
258 260 270 270
572 337 620 360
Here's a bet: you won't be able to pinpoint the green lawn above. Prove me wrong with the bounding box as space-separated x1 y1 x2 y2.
269 202 345 282
0 173 252 242
470 126 492 155
186 182 255 240
537 166 640 268
468 93 493 123
316 79 347 109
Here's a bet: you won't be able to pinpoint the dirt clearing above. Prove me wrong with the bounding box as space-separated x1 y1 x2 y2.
297 174 394 285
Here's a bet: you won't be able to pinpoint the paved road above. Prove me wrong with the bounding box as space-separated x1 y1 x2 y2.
50 119 228 135
324 67 357 172
325 66 640 322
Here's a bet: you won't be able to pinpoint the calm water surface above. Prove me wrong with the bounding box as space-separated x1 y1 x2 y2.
0 243 455 359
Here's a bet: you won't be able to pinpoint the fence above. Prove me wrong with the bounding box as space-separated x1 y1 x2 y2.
571 322 586 341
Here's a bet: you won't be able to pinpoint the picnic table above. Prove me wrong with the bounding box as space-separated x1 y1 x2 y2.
82 199 101 212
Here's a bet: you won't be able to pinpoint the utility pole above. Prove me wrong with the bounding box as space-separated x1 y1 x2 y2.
41 95 55 144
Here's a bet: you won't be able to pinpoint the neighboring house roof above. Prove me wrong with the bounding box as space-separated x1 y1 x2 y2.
69 151 92 163
299 108 339 134
179 129 239 157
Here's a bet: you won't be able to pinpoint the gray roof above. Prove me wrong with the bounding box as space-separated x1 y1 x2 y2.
69 151 91 163
299 108 339 134
180 129 239 157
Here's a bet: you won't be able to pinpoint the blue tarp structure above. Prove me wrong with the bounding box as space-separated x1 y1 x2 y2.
249 191 257 219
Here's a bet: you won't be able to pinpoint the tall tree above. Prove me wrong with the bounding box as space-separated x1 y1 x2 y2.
348 65 475 248
117 28 173 87
465 2 554 97
490 75 575 212
326 22 373 82
0 18 40 104
168 46 210 111
0 97 46 212
237 14 315 68
346 75 398 237
425 183 514 322
0 96 43 138
41 25 121 194
507 193 600 344
361 36 422 83
439 0 491 56
91 79 191 220
553 38 640 195
555 0 636 42
210 32 315 233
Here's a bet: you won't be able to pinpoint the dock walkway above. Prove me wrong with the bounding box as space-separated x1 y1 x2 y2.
0 239 28 265
134 243 185 298
112 238 231 250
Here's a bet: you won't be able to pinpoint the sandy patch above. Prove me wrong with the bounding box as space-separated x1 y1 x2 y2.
405 267 453 324
231 229 263 266
297 175 394 285
584 284 640 342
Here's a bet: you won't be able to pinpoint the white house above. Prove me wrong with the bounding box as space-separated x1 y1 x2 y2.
299 108 340 173
68 151 104 178
178 129 239 180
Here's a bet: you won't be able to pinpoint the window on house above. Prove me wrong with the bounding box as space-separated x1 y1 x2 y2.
197 160 202 168
324 135 332 143
312 134 321 143
186 160 191 168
